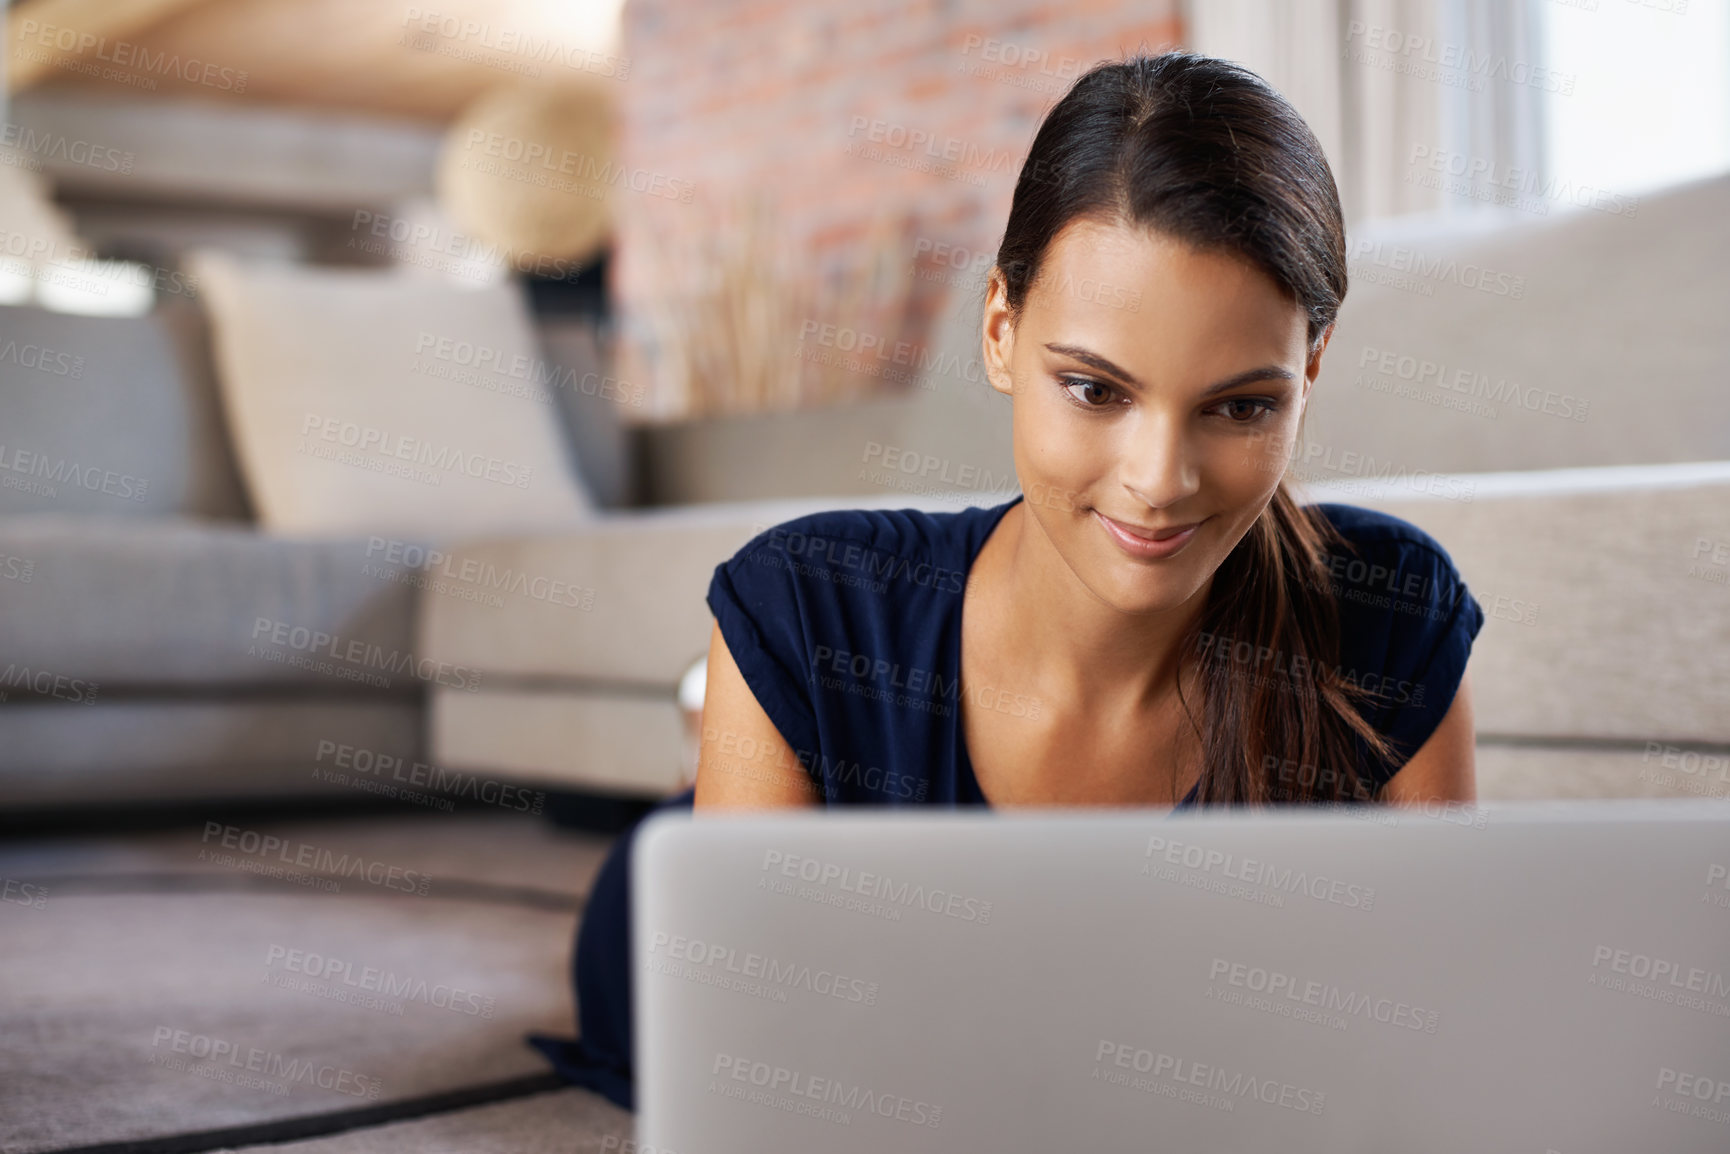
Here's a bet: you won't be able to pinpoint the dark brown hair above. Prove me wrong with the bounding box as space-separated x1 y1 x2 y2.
992 51 1396 805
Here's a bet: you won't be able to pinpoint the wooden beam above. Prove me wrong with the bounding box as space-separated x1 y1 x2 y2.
12 92 441 212
7 0 221 92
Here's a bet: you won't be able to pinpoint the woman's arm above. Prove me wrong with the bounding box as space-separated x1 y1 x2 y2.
692 621 821 810
1379 666 1477 804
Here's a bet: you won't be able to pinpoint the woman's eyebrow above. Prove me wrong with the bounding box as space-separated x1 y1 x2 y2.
1043 342 1296 396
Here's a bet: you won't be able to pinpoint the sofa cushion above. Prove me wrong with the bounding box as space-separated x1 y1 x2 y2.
415 491 1002 687
0 516 443 695
1304 461 1730 744
188 251 594 537
431 688 685 795
0 699 424 806
1475 743 1728 802
0 298 249 519
1309 172 1730 472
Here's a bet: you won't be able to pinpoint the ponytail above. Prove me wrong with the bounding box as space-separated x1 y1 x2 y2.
1178 485 1397 804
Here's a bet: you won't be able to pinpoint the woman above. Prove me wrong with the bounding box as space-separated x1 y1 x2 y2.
531 49 1483 1111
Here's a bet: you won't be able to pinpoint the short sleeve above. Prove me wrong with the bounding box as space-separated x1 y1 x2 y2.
704 530 823 775
1322 510 1486 792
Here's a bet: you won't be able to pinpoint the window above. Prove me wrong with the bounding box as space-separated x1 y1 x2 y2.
1538 0 1730 196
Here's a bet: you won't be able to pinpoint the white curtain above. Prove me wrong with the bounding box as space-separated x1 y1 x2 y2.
1182 0 1548 228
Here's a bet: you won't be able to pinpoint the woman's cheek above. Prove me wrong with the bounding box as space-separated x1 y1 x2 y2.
1017 387 1097 488
1197 443 1272 520
1233 423 1298 492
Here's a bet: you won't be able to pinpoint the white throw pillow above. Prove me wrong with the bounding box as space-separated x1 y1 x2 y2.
189 250 594 537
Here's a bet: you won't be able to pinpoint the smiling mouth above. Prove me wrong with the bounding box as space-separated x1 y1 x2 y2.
1098 513 1205 541
1091 509 1209 560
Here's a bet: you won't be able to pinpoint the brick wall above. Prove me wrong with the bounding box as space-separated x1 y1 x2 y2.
614 0 1184 419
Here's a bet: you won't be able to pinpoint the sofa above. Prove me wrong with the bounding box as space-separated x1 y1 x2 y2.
3 172 1728 815
0 296 423 810
0 283 1006 813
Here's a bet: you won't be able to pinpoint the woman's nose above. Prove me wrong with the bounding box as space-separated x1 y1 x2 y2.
1118 410 1202 510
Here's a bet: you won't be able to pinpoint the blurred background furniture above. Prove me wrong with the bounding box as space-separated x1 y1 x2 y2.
2 173 1728 810
0 287 624 809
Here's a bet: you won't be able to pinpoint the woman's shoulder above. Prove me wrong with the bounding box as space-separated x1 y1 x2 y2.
1307 501 1458 564
704 499 1015 807
1304 502 1474 614
717 498 1014 602
753 498 1012 558
1301 501 1485 775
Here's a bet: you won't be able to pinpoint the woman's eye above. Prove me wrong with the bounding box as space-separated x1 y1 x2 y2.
1216 397 1278 422
1059 377 1116 407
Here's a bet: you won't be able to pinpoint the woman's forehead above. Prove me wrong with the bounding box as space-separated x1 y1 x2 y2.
1024 219 1308 364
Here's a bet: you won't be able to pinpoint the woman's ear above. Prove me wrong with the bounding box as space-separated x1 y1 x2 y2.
981 268 1016 397
1305 321 1335 395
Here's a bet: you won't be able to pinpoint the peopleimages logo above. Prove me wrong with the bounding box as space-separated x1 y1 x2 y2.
0 442 150 502
0 664 99 704
844 115 1018 177
1346 234 1526 298
647 932 880 1006
1404 144 1638 218
1280 441 1476 502
711 1052 942 1128
364 536 595 611
0 337 85 377
0 123 134 175
1143 835 1376 911
263 945 495 1018
1655 1065 1730 1121
399 8 632 80
1344 21 1575 96
299 414 534 489
1093 1039 1326 1115
1356 345 1590 422
199 822 432 896
313 740 544 814
1590 945 1730 999
760 849 992 923
456 129 693 203
755 527 968 595
249 617 482 692
412 331 646 408
1 878 48 910
1707 864 1730 909
1194 630 1425 708
702 724 931 803
809 643 1042 721
1207 957 1440 1033
15 21 250 91
860 441 1015 492
149 1028 379 1098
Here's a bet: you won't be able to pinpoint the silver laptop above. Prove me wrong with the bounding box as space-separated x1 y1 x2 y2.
634 799 1730 1153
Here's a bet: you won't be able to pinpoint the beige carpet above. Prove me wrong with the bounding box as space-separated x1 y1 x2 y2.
214 1088 633 1154
0 811 622 1154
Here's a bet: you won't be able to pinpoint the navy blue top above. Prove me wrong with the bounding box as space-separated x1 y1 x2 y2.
704 495 1484 808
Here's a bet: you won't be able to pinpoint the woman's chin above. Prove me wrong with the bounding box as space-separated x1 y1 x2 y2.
1080 556 1210 616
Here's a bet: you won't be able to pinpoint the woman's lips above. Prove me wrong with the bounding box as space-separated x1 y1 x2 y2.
1094 510 1207 559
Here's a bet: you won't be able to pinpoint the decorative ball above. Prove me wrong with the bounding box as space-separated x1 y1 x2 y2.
437 82 615 267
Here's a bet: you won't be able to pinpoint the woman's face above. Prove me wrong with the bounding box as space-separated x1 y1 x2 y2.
981 216 1329 615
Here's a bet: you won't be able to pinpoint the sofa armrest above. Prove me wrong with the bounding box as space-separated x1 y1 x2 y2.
414 491 1010 687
